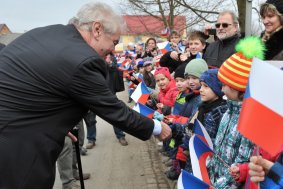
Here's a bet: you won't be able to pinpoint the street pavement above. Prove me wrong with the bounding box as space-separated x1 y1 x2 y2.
53 88 173 189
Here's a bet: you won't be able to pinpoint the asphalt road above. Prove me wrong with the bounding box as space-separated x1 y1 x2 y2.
53 88 172 189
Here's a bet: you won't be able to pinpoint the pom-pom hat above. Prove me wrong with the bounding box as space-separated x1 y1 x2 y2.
218 36 265 92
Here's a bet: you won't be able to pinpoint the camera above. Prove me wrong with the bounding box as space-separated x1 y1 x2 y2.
208 28 216 36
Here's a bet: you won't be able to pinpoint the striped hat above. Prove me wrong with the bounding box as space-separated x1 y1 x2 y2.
218 36 265 92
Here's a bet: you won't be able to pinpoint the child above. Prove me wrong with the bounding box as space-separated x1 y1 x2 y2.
179 58 208 118
165 59 209 180
143 59 156 90
195 69 227 142
172 66 189 115
206 37 265 188
154 67 179 115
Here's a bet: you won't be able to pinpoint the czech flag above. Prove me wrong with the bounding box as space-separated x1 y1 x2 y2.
238 58 283 156
133 103 155 119
189 134 213 185
193 119 213 150
157 41 172 55
160 27 171 37
130 82 150 105
178 169 210 189
134 73 143 83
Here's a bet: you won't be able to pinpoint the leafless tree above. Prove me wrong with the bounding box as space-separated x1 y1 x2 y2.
119 0 225 35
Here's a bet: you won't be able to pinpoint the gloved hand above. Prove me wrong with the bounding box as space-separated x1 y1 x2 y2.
153 111 164 121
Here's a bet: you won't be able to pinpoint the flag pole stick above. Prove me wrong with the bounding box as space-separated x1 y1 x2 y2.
214 153 230 169
256 146 260 189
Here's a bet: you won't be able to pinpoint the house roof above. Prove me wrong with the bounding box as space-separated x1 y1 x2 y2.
122 15 186 36
0 33 22 45
0 24 11 34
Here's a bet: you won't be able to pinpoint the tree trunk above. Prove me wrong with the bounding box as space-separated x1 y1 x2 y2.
237 0 246 35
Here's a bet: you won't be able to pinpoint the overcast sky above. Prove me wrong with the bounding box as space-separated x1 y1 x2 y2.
0 0 122 33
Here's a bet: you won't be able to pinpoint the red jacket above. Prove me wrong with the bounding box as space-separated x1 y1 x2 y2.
158 79 179 107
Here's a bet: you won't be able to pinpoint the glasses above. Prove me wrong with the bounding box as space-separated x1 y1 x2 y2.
215 23 232 28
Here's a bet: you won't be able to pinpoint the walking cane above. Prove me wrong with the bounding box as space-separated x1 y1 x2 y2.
68 128 85 189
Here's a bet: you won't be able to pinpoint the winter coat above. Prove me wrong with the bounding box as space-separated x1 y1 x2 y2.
203 34 240 68
197 98 228 144
158 79 179 107
207 100 254 188
172 90 189 115
160 51 194 73
179 90 201 119
263 27 283 61
263 154 283 189
0 24 154 189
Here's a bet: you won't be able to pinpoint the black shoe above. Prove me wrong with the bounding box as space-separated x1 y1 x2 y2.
166 169 180 180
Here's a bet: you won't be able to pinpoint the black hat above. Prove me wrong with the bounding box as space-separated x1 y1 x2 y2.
266 0 283 14
174 65 185 79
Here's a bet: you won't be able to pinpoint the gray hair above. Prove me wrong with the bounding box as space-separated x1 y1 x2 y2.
69 2 125 34
218 10 240 32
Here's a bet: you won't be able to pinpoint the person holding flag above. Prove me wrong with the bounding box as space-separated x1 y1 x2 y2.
206 36 265 188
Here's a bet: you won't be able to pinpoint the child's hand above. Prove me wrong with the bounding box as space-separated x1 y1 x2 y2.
163 116 173 124
170 51 179 61
229 165 240 181
180 53 188 62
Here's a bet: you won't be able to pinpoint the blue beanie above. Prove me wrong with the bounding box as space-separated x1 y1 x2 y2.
200 69 224 97
137 60 144 69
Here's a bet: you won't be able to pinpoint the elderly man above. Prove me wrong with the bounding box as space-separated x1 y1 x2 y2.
203 11 241 67
0 2 171 189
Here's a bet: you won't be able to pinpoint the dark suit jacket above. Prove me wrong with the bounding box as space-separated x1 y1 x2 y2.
0 24 154 189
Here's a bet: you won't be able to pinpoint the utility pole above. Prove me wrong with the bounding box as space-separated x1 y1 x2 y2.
245 0 253 36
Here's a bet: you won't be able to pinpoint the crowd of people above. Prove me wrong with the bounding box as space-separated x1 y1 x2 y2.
106 0 283 188
0 0 282 189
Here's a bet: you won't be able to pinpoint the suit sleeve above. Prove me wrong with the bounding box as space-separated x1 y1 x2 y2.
68 58 154 140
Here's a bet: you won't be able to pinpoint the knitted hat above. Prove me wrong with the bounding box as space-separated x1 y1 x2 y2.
184 59 208 78
154 67 171 80
143 60 153 67
218 36 265 92
174 65 185 79
200 69 224 97
266 0 283 15
137 60 144 69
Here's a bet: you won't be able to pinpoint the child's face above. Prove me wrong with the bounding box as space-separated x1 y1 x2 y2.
170 34 181 44
200 81 218 102
139 67 144 73
188 39 206 55
185 75 201 90
145 64 153 72
221 84 241 101
175 77 186 92
155 74 170 90
151 50 158 57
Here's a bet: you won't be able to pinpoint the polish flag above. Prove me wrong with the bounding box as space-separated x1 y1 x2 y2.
238 58 283 156
130 82 150 105
133 103 155 119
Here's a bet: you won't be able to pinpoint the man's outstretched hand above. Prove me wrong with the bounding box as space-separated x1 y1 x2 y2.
156 121 172 141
